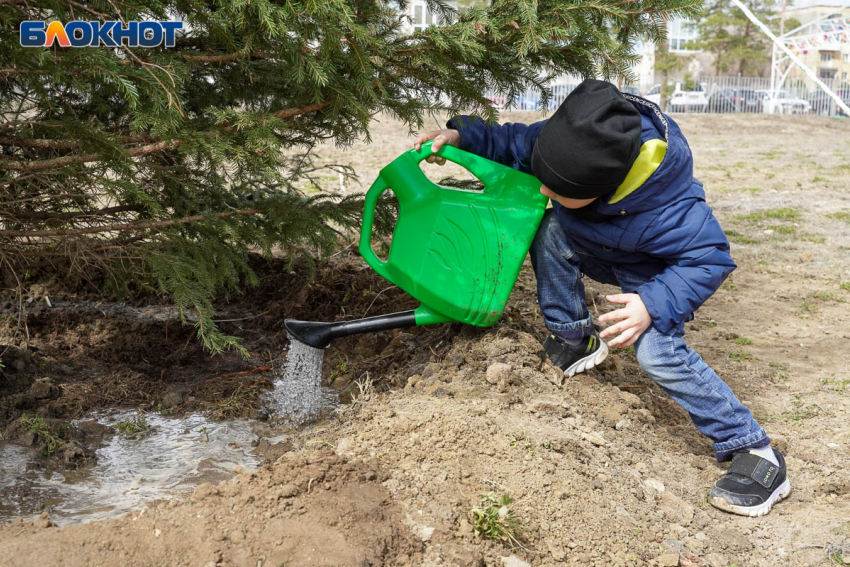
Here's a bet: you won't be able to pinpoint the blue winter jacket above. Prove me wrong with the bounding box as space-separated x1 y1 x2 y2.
446 96 736 335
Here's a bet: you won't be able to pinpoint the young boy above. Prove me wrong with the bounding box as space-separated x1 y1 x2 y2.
413 79 790 517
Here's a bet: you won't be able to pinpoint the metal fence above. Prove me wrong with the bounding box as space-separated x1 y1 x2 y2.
484 76 849 117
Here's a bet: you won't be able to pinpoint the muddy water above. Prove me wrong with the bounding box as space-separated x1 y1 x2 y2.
265 337 337 425
0 411 263 526
0 339 338 526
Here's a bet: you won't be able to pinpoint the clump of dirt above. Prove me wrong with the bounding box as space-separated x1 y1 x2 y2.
0 451 422 567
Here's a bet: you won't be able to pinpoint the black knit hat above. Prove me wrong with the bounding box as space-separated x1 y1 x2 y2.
531 79 642 199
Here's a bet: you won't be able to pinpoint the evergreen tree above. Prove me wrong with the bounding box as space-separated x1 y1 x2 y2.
654 27 686 111
691 0 776 76
1 0 699 354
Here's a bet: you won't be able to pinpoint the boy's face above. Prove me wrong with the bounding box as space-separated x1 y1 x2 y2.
540 185 597 209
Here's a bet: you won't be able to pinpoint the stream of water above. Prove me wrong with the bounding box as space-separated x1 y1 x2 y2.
264 336 337 425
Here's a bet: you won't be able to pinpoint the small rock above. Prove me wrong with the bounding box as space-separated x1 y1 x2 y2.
658 553 680 567
658 493 695 526
500 556 531 567
486 363 512 385
598 404 628 428
12 359 27 372
413 524 435 542
161 384 190 409
58 441 95 468
33 512 54 529
617 390 643 408
581 431 606 446
545 365 565 386
230 530 245 541
645 479 666 493
798 253 813 263
77 420 113 438
704 553 729 567
28 378 59 400
615 419 631 431
407 375 421 388
635 408 656 424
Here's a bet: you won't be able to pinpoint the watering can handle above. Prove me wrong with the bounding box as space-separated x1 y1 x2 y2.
359 177 391 278
411 141 504 188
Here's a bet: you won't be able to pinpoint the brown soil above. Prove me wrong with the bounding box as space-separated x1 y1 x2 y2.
1 113 850 566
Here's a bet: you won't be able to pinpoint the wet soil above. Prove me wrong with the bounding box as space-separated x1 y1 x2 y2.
1 113 849 566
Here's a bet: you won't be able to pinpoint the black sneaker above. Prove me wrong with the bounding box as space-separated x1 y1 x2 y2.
709 448 790 517
543 331 609 377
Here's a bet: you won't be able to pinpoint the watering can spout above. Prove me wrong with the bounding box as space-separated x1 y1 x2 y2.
285 310 417 349
284 319 336 349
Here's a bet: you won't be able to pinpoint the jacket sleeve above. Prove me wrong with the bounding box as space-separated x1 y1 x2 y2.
634 199 737 335
445 115 546 174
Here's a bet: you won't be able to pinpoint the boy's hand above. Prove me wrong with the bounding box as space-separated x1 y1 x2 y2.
413 129 461 165
598 293 652 348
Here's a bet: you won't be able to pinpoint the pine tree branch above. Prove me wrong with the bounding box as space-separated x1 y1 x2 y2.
0 135 154 150
0 209 261 238
0 140 177 171
0 205 141 221
0 103 331 171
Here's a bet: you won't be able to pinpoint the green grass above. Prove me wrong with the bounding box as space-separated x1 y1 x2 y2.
822 376 850 393
20 414 65 456
208 383 257 420
727 351 752 362
507 431 535 457
829 212 850 222
115 410 152 436
328 353 349 382
769 404 820 423
470 492 523 546
735 208 800 223
765 224 797 235
800 233 825 244
840 282 850 291
734 337 752 345
812 291 846 303
813 176 829 183
800 300 819 314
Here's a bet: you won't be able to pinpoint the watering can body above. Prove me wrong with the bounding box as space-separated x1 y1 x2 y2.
359 141 548 328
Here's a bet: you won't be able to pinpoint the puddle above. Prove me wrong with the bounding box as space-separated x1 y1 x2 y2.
0 411 264 526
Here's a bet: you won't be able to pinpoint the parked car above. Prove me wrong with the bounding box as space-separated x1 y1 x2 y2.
707 88 760 113
644 84 662 106
620 84 641 97
756 89 811 114
806 89 850 116
668 82 708 113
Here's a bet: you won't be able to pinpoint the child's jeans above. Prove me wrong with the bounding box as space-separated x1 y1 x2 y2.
529 211 769 461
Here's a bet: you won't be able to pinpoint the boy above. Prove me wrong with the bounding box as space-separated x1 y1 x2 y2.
413 79 789 517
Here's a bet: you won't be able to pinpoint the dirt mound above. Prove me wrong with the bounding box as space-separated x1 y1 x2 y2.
0 451 421 567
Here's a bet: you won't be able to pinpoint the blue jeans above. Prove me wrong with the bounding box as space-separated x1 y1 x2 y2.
529 211 769 461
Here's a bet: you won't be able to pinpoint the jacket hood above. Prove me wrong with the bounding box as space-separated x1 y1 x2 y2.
590 95 701 216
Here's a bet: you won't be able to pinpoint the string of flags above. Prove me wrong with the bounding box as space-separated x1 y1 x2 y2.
784 17 850 55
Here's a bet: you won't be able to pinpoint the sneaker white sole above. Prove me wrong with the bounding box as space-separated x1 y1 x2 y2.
564 340 609 377
709 478 791 517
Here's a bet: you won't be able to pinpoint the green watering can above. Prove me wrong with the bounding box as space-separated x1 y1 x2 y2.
285 141 548 348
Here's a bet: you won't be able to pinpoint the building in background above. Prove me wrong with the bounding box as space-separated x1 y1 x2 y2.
400 0 458 34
